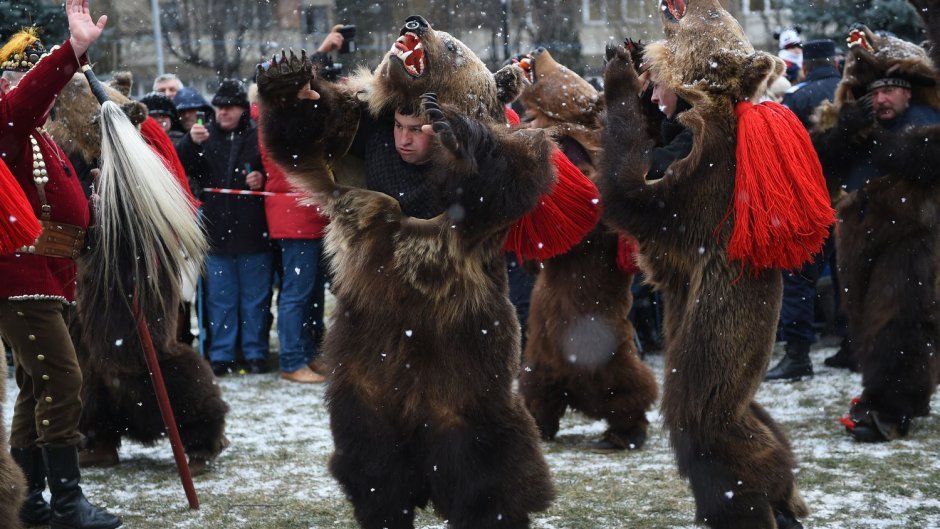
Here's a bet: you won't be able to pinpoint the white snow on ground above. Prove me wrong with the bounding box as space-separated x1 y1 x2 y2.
5 341 940 528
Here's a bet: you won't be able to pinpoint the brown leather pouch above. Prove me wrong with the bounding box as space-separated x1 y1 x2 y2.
20 221 86 259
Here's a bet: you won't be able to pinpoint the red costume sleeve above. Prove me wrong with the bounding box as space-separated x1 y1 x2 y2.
0 40 85 162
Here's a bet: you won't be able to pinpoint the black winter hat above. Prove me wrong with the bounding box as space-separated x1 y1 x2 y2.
212 79 249 108
802 39 837 61
139 91 179 119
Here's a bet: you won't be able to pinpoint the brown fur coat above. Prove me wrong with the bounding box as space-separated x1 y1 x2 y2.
513 48 657 451
257 15 554 529
811 18 940 441
598 1 807 527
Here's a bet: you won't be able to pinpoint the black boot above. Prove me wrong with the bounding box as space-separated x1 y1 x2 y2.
775 512 804 529
10 447 51 525
765 341 813 381
632 300 662 355
42 446 122 529
824 337 858 371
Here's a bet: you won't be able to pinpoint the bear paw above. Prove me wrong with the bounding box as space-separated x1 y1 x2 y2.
256 49 315 102
602 42 641 106
494 63 528 105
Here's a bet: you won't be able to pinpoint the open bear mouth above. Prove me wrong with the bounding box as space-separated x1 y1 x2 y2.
661 0 686 22
517 54 535 84
847 28 873 52
393 31 426 78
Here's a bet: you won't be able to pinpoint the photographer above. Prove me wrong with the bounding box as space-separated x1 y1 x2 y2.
311 24 355 81
173 86 214 136
177 79 272 376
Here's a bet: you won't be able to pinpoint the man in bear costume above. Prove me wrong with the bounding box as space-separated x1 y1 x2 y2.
255 15 556 529
812 11 940 442
598 0 833 527
510 48 658 453
43 71 230 474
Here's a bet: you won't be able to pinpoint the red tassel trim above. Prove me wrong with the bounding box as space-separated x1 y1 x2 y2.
504 148 600 261
0 159 42 254
616 233 641 275
839 416 857 430
723 101 834 271
140 117 201 210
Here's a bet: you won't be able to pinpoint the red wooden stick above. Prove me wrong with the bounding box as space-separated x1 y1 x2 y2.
132 295 199 510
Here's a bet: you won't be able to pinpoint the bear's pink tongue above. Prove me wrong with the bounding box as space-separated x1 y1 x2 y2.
405 47 424 74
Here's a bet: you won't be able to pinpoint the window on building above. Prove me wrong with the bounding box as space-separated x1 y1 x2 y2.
583 0 609 25
303 5 330 35
620 0 644 22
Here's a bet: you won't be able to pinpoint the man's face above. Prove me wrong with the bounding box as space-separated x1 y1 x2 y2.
215 105 244 131
394 111 433 165
871 85 911 122
153 114 172 132
154 79 182 98
179 109 198 131
651 81 679 119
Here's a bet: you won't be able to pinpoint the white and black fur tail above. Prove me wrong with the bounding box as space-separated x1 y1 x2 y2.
87 101 207 333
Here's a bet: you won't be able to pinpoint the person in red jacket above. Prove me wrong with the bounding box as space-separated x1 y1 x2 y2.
251 98 329 383
0 2 122 528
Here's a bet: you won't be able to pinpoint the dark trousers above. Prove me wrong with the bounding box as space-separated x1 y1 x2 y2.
506 253 534 340
779 233 834 344
0 299 83 448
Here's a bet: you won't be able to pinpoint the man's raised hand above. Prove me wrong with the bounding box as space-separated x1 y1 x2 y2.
67 0 107 58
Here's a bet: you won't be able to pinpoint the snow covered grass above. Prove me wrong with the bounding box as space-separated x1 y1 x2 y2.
7 340 940 528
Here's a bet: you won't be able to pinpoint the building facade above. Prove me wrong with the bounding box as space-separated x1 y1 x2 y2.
38 0 790 100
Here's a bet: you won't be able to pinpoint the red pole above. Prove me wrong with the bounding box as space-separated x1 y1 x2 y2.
132 295 200 510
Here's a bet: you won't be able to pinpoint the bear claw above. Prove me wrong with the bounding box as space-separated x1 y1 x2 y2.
256 48 315 100
421 93 459 153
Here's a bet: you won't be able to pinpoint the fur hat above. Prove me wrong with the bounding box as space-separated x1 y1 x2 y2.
211 79 248 108
776 27 803 50
643 0 784 106
140 91 179 119
107 71 134 97
835 26 940 107
356 15 504 122
517 48 602 128
0 28 46 72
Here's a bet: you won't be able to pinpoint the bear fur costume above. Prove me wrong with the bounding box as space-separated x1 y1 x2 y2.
811 16 940 442
0 340 26 529
256 15 555 529
512 48 658 451
45 73 229 473
597 0 814 527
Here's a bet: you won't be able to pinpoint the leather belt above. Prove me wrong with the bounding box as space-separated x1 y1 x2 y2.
18 220 86 259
